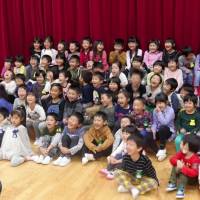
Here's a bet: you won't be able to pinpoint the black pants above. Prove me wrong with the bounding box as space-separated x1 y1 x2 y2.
82 141 113 159
143 131 159 154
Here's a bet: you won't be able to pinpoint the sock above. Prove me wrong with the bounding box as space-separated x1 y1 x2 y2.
131 187 140 199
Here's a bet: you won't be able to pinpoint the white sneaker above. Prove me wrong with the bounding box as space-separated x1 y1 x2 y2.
156 149 166 157
85 153 95 161
158 153 167 161
59 157 71 167
117 185 129 193
36 155 44 164
82 157 89 165
131 188 140 199
52 156 63 166
41 156 52 165
31 155 39 162
33 139 39 146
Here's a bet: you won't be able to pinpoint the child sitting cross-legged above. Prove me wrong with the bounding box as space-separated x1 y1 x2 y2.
82 111 114 165
166 134 200 199
53 112 85 167
100 125 137 180
114 132 159 200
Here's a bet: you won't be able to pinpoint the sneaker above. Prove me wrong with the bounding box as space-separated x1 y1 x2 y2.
82 157 89 165
156 149 166 157
85 153 95 161
166 183 177 192
106 172 115 180
31 155 39 162
176 189 185 199
157 153 167 161
99 168 109 176
33 139 39 146
131 188 140 200
52 156 63 166
41 156 52 165
117 185 129 193
59 157 71 167
36 155 44 164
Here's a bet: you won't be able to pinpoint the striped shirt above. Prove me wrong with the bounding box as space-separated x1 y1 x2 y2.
122 154 159 184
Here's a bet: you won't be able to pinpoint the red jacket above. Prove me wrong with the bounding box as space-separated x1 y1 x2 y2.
80 50 90 67
170 151 200 178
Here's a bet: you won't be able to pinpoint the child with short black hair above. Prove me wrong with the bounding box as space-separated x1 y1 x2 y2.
53 112 85 167
59 70 72 98
175 95 200 151
163 78 181 114
108 77 121 103
13 85 27 109
166 134 200 199
115 132 158 199
68 40 80 60
82 111 114 165
14 55 26 76
15 73 26 88
40 55 52 71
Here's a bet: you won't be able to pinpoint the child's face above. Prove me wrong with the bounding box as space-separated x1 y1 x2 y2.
133 99 144 113
164 42 173 51
15 78 24 86
44 40 51 49
27 94 36 105
50 86 61 99
30 58 38 67
121 132 130 142
163 83 171 94
67 116 80 130
97 43 104 52
34 41 40 49
92 76 102 88
69 43 77 53
93 116 105 130
114 44 123 51
126 140 142 156
67 89 79 102
120 118 131 128
111 63 120 76
41 58 49 67
47 71 53 81
0 113 5 123
59 73 66 83
132 61 141 69
4 61 11 70
149 43 158 52
156 101 167 111
57 43 65 51
131 74 141 86
150 75 161 88
180 89 189 99
4 70 12 80
69 59 79 69
101 94 112 107
109 82 118 92
186 53 194 61
18 88 27 100
11 114 22 127
128 42 137 51
82 40 90 50
36 74 45 84
184 100 195 113
15 61 22 68
153 65 162 74
180 141 189 154
56 57 64 66
168 61 177 71
117 93 128 107
46 116 57 129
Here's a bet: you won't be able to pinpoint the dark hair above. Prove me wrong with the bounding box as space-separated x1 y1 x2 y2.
69 40 80 52
155 92 168 104
101 91 113 99
93 61 103 70
35 70 46 79
11 105 26 126
153 60 165 70
81 70 92 84
0 107 9 118
18 84 27 91
127 132 145 149
180 83 194 95
93 40 104 57
15 55 24 63
94 111 107 121
165 78 178 91
130 69 144 79
109 77 121 89
44 36 53 46
122 125 139 135
56 52 66 64
120 115 132 123
57 40 67 52
30 36 43 52
118 89 130 101
114 38 124 46
59 70 72 80
112 61 122 70
15 73 26 82
182 134 200 153
133 97 146 105
82 36 92 44
128 36 140 47
93 72 104 81
5 56 13 63
30 54 40 64
46 112 58 121
69 55 80 63
0 85 9 101
148 39 160 50
168 57 178 64
69 112 84 124
68 85 81 94
50 83 63 92
181 46 193 57
165 38 176 48
132 56 143 63
183 95 198 105
41 54 52 63
47 68 59 80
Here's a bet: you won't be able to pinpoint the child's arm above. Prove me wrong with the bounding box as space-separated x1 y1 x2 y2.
169 152 183 166
157 107 175 125
83 129 98 153
47 131 62 152
69 137 84 155
181 159 199 178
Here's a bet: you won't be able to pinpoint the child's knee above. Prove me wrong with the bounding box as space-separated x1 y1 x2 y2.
10 156 25 167
175 134 183 145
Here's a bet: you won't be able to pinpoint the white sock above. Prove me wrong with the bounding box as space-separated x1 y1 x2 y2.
131 187 140 199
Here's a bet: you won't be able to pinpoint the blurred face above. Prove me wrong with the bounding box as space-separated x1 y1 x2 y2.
133 99 144 113
15 61 22 68
0 113 5 123
93 116 105 130
30 58 38 67
121 132 130 141
149 42 158 52
163 83 171 94
101 94 112 107
126 140 141 156
168 60 177 71
153 65 162 74
186 53 194 61
180 142 189 154
18 88 27 100
57 43 65 51
92 76 102 88
59 73 66 83
150 75 161 88
27 94 36 105
114 44 123 51
69 59 78 69
180 89 189 99
47 71 53 81
118 93 128 107
67 115 79 130
156 101 167 111
56 57 64 66
69 43 77 53
46 116 57 130
82 40 90 50
184 100 195 113
120 117 131 128
164 42 173 51
15 78 24 86
33 41 40 50
4 70 12 80
131 74 141 86
36 74 45 84
67 89 79 102
50 86 61 99
44 40 51 49
4 61 11 70
111 63 120 76
132 61 141 69
41 58 49 67
97 43 104 52
11 114 22 127
109 82 118 92
128 42 137 51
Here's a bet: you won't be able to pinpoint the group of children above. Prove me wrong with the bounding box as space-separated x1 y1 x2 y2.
0 35 200 199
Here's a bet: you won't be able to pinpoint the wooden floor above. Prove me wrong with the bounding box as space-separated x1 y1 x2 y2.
0 143 200 200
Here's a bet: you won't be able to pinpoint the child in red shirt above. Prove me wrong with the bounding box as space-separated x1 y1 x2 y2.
166 134 200 199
